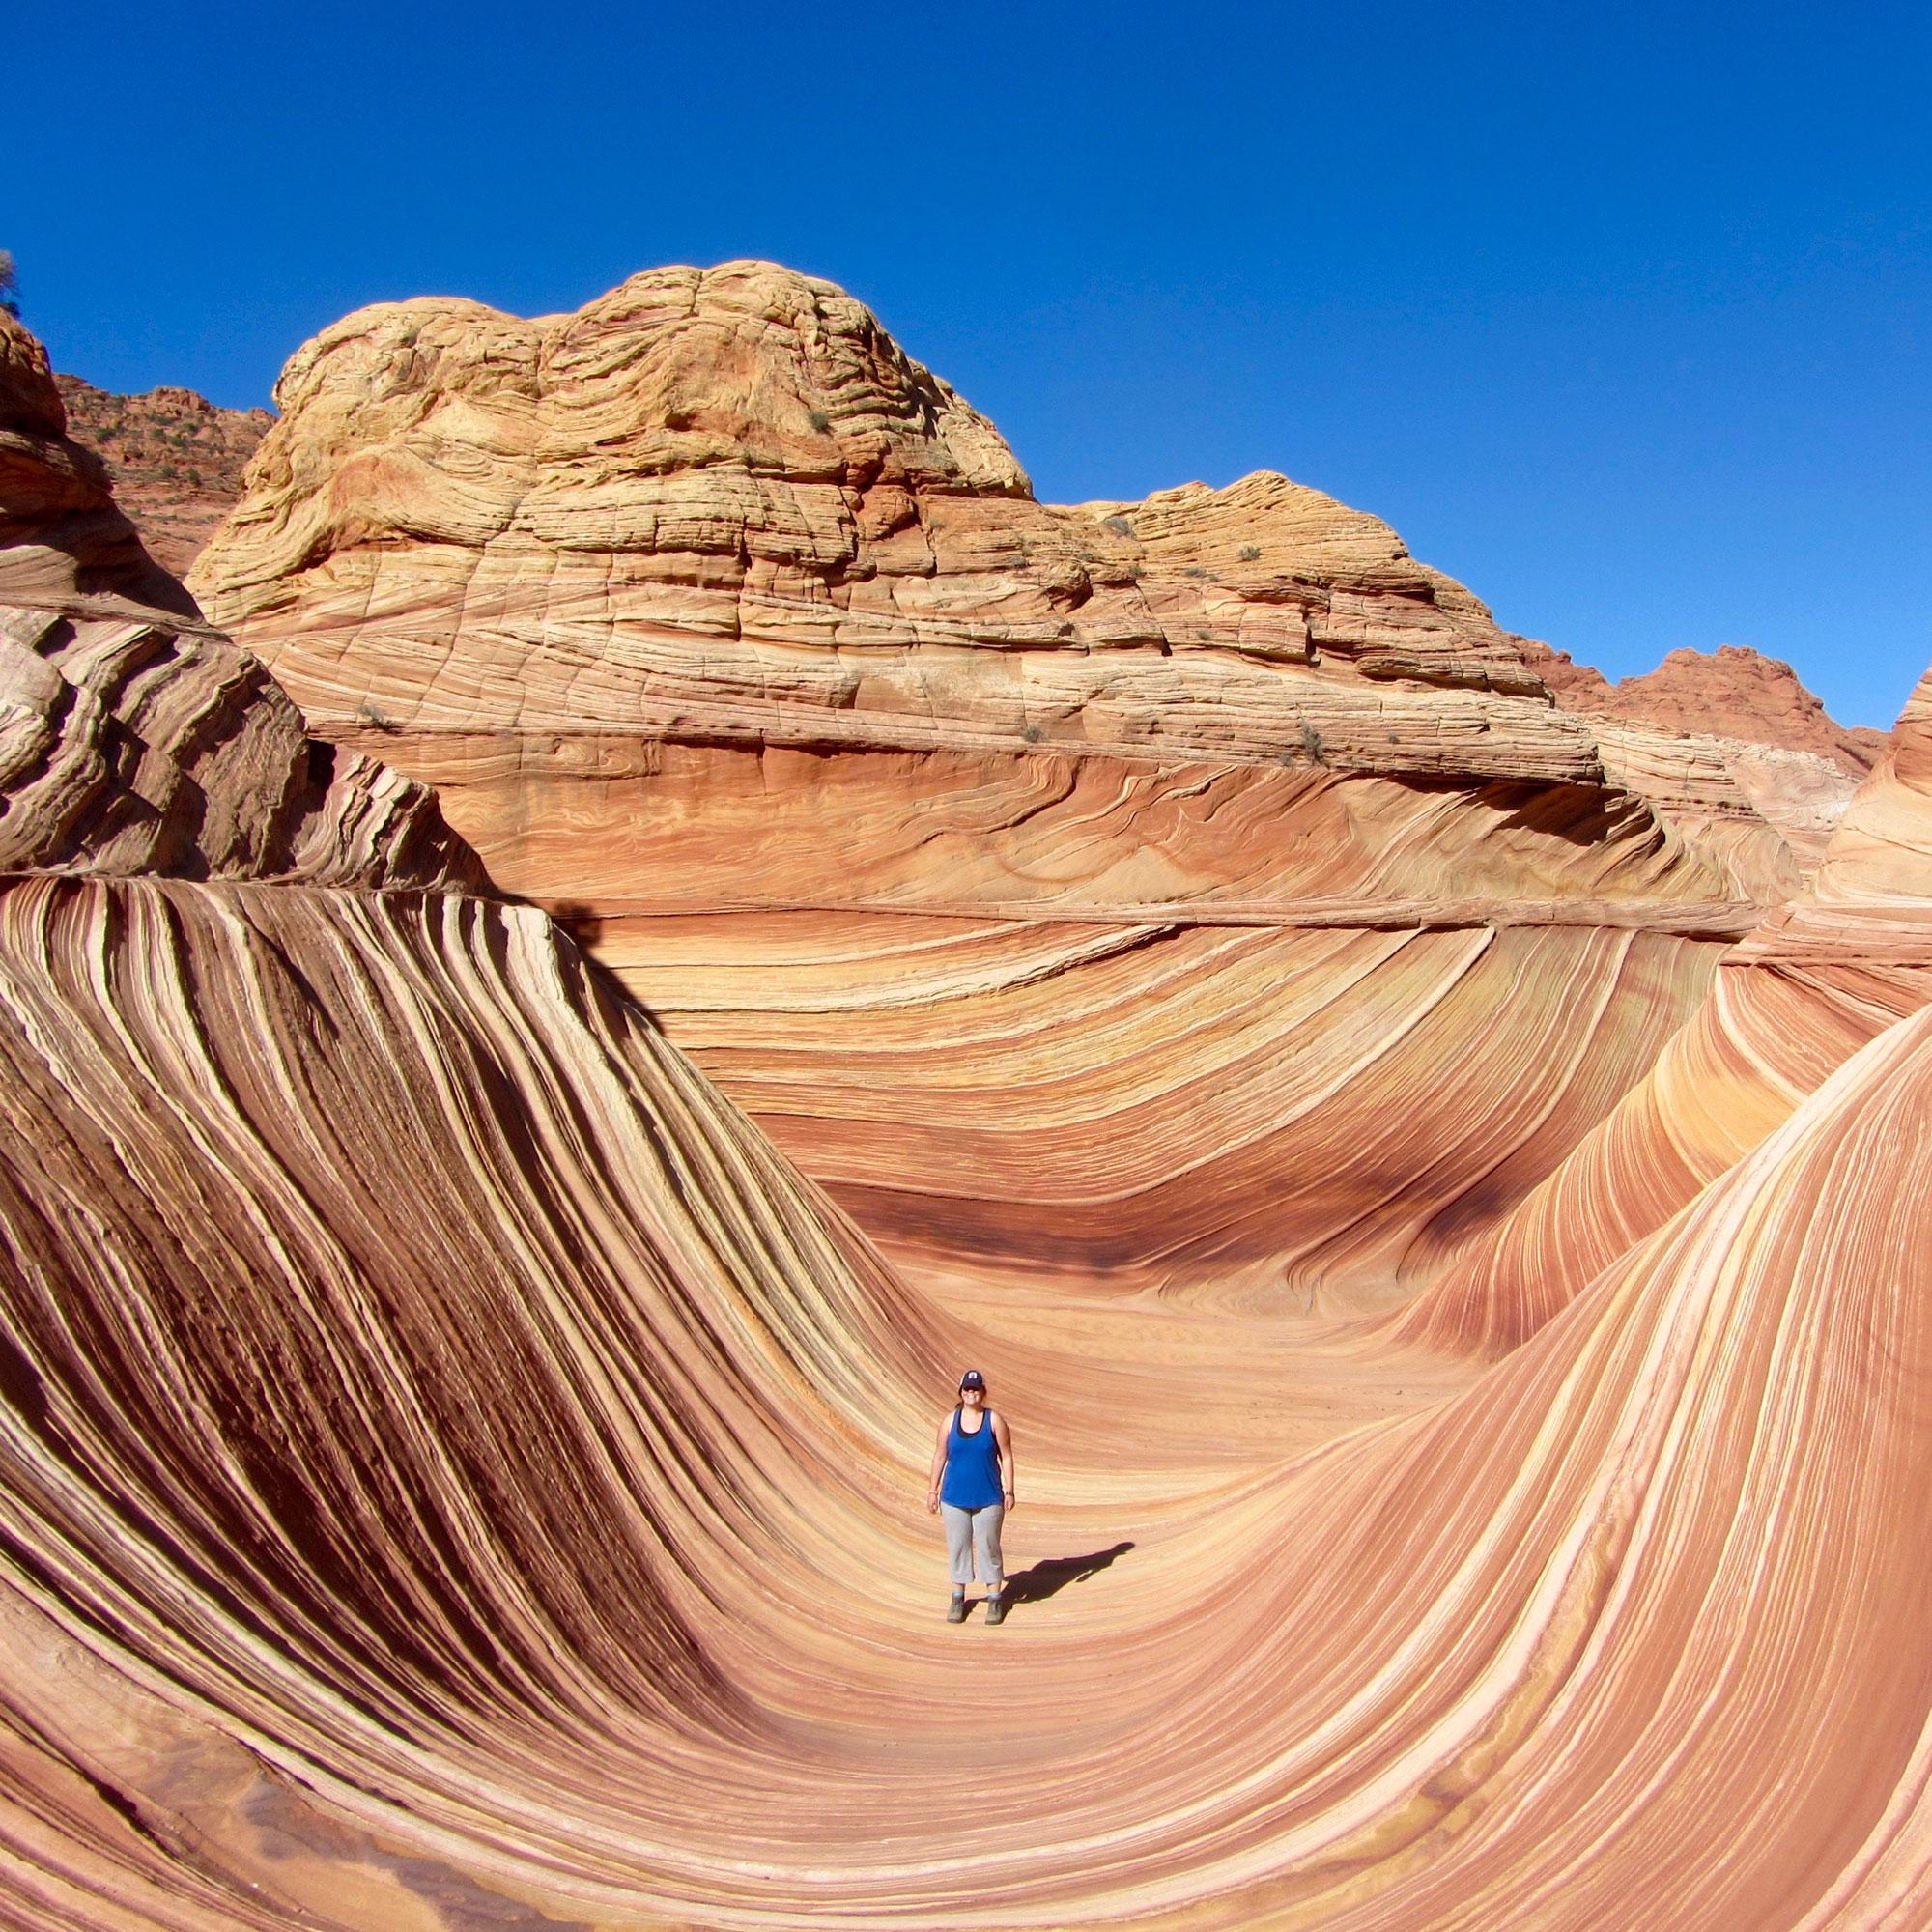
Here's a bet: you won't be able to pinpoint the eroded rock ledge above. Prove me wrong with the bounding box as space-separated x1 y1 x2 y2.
188 261 1854 886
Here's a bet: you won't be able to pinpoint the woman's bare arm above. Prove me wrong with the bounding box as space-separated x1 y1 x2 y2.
993 1410 1016 1509
926 1413 951 1514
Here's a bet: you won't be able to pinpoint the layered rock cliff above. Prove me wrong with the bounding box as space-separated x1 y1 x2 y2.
52 373 272 579
189 262 1858 1303
190 267 1596 783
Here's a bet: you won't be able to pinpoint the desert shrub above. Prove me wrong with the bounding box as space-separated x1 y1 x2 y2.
1103 514 1135 539
807 409 833 433
1237 544 1261 562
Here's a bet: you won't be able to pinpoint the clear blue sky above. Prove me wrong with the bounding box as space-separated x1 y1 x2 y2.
12 0 1928 727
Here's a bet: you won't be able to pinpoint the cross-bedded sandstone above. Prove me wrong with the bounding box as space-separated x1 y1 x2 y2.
3 294 1932 1932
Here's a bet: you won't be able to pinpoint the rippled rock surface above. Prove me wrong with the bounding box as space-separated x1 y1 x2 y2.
188 262 1873 1305
2 298 1929 1928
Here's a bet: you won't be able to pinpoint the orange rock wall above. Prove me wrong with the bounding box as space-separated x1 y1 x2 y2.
1395 669 1932 1355
187 264 1853 1308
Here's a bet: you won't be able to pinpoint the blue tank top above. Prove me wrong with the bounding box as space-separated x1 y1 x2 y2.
940 1407 1003 1508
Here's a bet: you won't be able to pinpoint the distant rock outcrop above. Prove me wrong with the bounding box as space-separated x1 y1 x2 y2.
1520 637 1889 773
52 372 270 580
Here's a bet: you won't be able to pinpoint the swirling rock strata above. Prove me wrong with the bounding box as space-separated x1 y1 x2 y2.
1395 668 1932 1354
186 263 1863 1300
612 902 1725 1306
4 786 1932 1931
6 305 1932 1929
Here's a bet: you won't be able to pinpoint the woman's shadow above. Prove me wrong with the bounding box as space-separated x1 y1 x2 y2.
1002 1541 1134 1607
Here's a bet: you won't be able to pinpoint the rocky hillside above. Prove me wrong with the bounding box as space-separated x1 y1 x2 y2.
1521 637 1889 774
51 371 270 577
57 355 1887 776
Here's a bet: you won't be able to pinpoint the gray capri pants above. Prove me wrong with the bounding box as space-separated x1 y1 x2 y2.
941 1502 1005 1588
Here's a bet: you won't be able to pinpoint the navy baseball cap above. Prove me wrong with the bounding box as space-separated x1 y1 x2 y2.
958 1369 986 1391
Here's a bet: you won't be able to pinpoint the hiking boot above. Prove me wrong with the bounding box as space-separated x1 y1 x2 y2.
984 1592 1006 1626
946 1592 967 1623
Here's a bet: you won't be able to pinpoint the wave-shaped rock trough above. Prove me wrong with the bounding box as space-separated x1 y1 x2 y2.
1395 672 1932 1358
619 907 1727 1307
5 869 1931 1929
2 297 1930 1927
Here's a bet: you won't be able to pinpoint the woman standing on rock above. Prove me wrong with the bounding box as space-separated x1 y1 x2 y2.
926 1369 1015 1624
